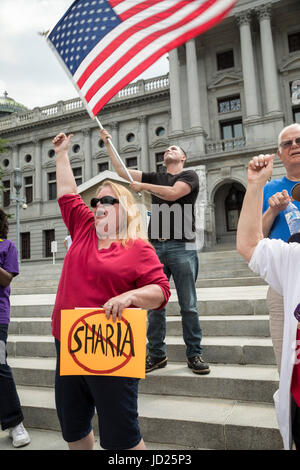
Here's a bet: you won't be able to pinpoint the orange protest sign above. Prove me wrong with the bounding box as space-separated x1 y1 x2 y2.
60 308 147 379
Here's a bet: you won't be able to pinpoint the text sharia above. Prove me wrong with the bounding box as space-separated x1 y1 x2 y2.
70 322 135 357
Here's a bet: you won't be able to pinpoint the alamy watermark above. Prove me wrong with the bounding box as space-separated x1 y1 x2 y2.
95 196 206 251
291 80 300 105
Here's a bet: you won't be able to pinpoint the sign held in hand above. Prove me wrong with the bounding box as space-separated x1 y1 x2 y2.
60 308 147 379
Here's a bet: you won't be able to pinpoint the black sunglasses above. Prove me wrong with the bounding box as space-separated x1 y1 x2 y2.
90 196 119 208
280 137 300 149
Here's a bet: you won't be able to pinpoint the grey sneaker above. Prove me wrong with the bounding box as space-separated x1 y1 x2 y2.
187 356 210 375
9 423 31 448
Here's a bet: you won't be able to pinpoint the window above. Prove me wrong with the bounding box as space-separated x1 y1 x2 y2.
155 127 165 137
72 144 80 153
293 108 300 124
217 50 234 70
73 167 82 186
220 120 244 151
3 159 9 168
3 180 10 207
155 152 165 173
48 172 57 200
126 133 135 143
25 154 32 163
221 120 243 140
218 96 241 114
21 232 30 260
44 229 55 258
48 149 55 158
98 139 105 148
288 32 300 53
126 157 137 169
98 162 109 172
24 176 33 204
225 185 245 232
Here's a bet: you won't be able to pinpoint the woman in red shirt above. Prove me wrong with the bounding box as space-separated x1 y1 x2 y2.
52 132 170 451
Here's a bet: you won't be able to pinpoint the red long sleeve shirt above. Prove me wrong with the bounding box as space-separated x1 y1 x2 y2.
51 194 170 340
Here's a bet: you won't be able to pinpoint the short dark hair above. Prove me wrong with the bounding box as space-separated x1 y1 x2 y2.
0 208 8 239
179 146 187 158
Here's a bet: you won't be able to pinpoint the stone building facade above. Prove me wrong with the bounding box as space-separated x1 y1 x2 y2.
0 0 300 262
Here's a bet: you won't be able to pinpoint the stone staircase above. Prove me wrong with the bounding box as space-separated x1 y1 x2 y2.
3 249 283 450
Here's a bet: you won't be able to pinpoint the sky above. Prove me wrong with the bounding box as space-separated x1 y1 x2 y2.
0 0 169 110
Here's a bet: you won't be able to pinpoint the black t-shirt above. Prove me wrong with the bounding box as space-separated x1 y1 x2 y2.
142 170 199 242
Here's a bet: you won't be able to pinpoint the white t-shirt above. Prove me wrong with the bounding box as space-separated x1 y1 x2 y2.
249 237 299 449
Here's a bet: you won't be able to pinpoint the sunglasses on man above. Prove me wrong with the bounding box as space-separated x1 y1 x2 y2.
90 196 119 208
280 137 300 149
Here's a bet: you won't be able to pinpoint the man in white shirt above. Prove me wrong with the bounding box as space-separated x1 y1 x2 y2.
237 152 300 450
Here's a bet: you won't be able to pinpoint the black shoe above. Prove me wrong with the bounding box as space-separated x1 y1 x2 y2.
146 355 167 373
187 356 210 375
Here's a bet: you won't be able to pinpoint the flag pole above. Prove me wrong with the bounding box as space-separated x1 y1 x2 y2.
94 116 142 197
94 116 134 184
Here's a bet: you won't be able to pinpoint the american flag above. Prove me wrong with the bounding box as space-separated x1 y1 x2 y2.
47 0 238 117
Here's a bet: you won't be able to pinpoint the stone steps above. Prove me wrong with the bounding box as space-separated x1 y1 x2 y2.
0 427 194 451
9 315 270 337
7 334 276 365
10 276 266 295
9 285 269 317
14 386 282 450
8 357 278 404
4 254 283 450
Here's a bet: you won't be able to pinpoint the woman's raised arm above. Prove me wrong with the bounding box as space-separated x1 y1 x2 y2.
53 133 77 198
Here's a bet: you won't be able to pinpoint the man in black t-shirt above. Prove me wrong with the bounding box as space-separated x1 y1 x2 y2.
100 129 210 375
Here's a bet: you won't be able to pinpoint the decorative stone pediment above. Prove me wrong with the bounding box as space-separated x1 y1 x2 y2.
42 160 56 169
22 164 35 173
93 150 109 160
279 54 300 73
69 155 84 164
149 138 169 149
120 144 140 153
208 72 243 90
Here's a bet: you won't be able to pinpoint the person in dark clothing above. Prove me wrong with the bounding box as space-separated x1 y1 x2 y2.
0 208 30 447
100 128 210 375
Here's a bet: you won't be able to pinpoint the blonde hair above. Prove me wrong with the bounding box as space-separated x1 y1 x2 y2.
96 181 149 246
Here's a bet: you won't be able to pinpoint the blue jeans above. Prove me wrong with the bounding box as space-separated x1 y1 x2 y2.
147 240 202 359
0 324 24 430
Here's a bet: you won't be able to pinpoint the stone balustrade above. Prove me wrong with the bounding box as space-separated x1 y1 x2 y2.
0 75 169 131
205 137 246 154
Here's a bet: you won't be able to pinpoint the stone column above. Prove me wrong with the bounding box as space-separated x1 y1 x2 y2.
12 144 20 168
83 129 92 180
197 45 210 135
236 11 260 118
169 48 183 133
138 115 149 172
34 139 42 202
256 4 281 114
110 121 119 152
186 39 202 130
